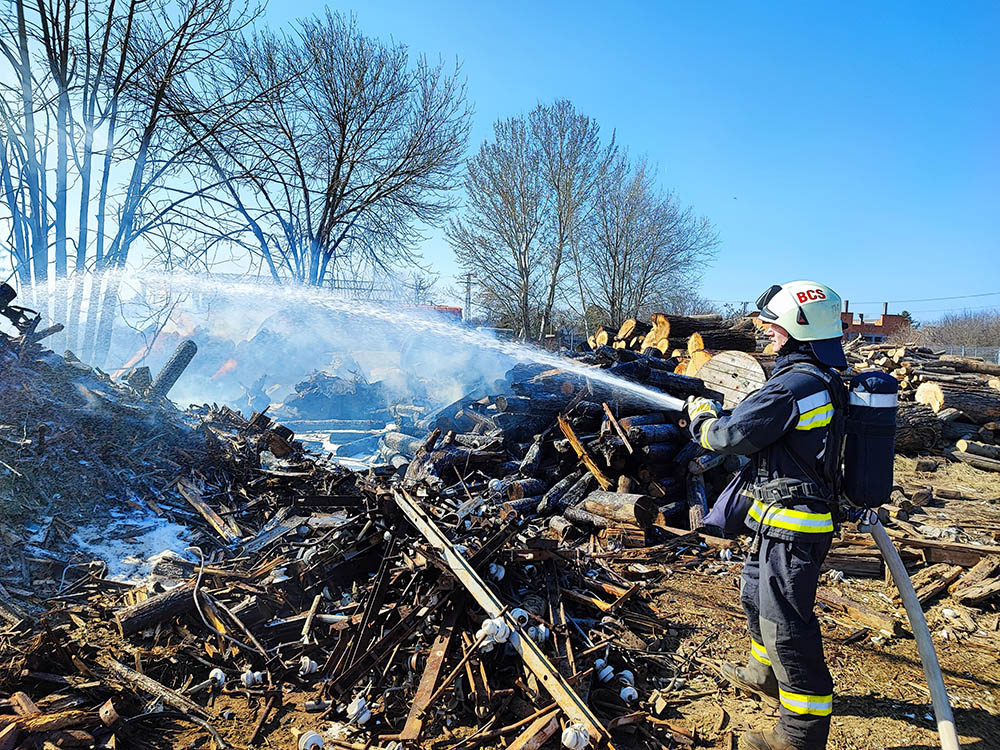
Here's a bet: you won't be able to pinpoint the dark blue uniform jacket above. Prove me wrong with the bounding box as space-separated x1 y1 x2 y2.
700 351 838 542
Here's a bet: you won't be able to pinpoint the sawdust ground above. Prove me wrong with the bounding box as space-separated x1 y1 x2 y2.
894 454 1000 501
657 567 999 749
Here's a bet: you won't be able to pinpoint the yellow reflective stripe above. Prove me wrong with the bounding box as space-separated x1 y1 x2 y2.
750 639 771 666
748 501 834 534
699 417 717 450
796 403 834 431
795 391 829 415
779 688 833 716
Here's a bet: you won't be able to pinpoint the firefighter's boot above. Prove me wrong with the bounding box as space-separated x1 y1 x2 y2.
721 658 779 707
742 726 812 750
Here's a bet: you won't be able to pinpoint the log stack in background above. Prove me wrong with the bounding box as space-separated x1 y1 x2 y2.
590 317 1000 471
841 339 1000 463
587 312 765 379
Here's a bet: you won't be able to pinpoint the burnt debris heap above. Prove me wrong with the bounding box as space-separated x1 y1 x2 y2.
1 312 999 749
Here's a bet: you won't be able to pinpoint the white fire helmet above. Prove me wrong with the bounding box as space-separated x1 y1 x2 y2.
756 281 847 367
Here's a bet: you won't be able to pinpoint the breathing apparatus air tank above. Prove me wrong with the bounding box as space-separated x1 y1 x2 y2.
842 371 898 509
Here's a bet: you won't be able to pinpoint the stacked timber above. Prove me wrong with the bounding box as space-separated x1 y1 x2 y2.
587 312 764 381
845 343 1000 420
842 341 1000 462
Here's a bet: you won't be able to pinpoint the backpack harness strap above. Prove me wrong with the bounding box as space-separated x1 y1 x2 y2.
751 362 847 508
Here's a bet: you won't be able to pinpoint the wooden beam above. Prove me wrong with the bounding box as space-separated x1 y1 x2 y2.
178 480 241 544
558 415 612 490
506 708 561 750
602 402 633 454
384 600 462 742
97 657 209 718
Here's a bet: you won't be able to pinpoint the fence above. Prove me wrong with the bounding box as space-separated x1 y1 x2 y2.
934 345 1000 364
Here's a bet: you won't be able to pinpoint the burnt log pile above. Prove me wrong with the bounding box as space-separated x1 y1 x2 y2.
1 321 1000 748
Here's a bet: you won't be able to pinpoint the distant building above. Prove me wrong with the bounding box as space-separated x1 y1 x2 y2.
841 301 909 344
418 304 463 321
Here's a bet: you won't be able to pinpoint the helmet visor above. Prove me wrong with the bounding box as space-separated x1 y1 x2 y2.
755 284 783 320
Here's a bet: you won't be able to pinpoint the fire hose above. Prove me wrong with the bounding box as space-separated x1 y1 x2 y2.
862 510 961 750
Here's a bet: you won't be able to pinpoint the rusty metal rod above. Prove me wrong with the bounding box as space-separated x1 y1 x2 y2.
416 631 489 717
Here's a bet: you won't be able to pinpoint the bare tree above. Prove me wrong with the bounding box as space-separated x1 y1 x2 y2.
447 115 546 339
84 0 259 365
921 309 1000 347
1 0 47 286
397 271 439 305
191 11 471 287
580 155 718 324
448 101 618 339
530 100 616 340
0 0 260 365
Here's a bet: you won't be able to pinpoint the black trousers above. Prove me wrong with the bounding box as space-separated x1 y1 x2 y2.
740 535 833 748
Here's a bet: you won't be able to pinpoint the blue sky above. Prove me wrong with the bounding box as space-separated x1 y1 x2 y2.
268 1 998 321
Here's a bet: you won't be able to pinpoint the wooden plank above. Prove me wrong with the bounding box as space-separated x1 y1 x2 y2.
602 403 634 454
953 578 1000 606
886 528 1000 566
558 415 613 490
0 725 21 750
393 489 614 747
10 693 40 716
655 524 738 550
385 601 462 742
506 708 561 750
948 556 1000 596
905 564 963 604
817 589 904 636
178 480 241 544
0 710 93 733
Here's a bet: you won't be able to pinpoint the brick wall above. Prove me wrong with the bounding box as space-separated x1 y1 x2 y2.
842 312 909 343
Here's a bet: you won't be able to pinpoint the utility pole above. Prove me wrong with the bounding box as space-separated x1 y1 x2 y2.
463 273 473 323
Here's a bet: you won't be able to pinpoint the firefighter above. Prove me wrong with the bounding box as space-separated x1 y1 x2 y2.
685 281 848 750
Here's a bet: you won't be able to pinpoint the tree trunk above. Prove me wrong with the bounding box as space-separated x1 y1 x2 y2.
938 355 1000 377
114 582 197 637
90 272 122 368
686 473 708 529
655 314 723 339
950 450 1000 473
915 382 1000 425
582 490 656 526
50 87 69 350
537 241 563 342
894 403 944 453
687 330 757 354
81 270 106 363
956 440 1000 461
0 143 30 281
614 318 651 345
15 0 48 286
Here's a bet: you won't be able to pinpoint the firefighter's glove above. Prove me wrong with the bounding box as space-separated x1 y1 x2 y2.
685 397 721 442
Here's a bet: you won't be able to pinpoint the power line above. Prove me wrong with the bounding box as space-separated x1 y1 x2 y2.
707 290 1000 311
852 291 1000 305
895 303 1000 316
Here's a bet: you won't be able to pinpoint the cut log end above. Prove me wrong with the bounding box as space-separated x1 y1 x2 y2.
686 349 713 377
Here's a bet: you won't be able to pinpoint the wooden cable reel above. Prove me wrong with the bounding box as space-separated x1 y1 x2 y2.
695 351 768 409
